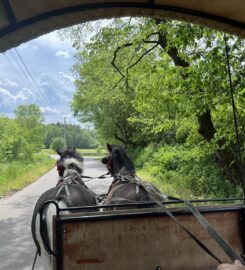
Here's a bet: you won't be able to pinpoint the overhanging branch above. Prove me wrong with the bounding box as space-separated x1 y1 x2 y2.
111 43 133 78
111 31 160 80
127 43 159 71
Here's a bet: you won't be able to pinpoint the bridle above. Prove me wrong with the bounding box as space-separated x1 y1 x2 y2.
102 156 113 174
56 159 65 177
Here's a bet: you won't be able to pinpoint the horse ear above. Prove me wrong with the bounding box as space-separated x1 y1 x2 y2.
107 143 112 152
56 149 62 156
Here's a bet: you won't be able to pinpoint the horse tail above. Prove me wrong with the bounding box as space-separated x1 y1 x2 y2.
31 208 42 256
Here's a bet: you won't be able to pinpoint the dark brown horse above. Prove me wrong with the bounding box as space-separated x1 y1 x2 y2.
102 144 163 206
31 148 97 269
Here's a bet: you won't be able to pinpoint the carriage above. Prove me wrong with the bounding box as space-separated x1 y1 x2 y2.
0 1 244 269
34 145 245 270
41 198 245 270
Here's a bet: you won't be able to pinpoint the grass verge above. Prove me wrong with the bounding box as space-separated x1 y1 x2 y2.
0 150 55 197
137 169 196 199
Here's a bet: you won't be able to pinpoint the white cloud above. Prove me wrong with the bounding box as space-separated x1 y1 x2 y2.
0 87 13 99
40 106 60 115
15 92 27 101
0 78 18 87
22 87 36 99
0 87 28 105
38 72 75 104
35 31 75 53
0 29 78 124
5 78 18 87
39 72 74 88
55 50 70 59
59 72 74 82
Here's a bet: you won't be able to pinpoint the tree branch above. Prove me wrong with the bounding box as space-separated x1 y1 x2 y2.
158 31 189 67
115 123 127 145
111 31 160 79
127 43 159 70
111 43 133 77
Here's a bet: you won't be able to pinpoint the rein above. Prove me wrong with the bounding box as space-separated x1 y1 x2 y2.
110 173 244 264
31 250 38 270
33 166 243 266
37 171 105 262
82 172 111 182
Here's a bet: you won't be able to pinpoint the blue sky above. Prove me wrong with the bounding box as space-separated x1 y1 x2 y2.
0 30 79 125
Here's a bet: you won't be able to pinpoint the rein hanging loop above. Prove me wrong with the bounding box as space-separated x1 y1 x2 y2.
224 33 245 203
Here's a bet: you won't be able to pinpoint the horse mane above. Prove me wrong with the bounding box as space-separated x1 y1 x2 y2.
111 145 135 176
60 149 84 161
57 148 84 176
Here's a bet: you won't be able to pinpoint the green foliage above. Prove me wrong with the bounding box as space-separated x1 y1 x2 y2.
62 18 244 198
0 104 46 161
14 104 45 153
50 137 65 151
0 117 30 161
134 144 242 198
44 122 96 149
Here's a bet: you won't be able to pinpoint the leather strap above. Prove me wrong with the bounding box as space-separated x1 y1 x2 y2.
140 182 244 264
173 196 244 263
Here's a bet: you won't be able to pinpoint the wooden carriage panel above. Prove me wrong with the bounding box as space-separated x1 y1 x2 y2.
57 207 243 270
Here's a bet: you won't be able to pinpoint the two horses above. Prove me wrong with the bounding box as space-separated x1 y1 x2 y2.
31 145 162 268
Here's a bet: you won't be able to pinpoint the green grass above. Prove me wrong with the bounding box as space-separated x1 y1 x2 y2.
42 148 56 155
137 169 197 199
0 150 55 197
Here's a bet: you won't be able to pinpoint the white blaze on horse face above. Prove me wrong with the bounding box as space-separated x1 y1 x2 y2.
63 157 84 173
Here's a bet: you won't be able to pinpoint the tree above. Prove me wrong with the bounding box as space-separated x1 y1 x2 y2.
43 123 96 149
51 137 65 151
62 18 244 194
0 116 39 161
14 104 45 152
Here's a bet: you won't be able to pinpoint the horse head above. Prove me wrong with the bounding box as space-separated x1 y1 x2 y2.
102 143 135 176
56 148 84 177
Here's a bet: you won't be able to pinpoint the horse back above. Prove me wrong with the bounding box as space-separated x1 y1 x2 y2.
31 182 97 255
105 180 161 205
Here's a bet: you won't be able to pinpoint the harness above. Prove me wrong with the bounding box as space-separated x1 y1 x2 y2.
32 171 108 269
33 163 244 267
108 173 141 200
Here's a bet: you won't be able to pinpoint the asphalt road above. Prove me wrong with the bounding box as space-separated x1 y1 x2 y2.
0 157 112 270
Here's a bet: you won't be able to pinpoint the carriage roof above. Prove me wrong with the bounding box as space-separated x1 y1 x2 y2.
0 0 244 53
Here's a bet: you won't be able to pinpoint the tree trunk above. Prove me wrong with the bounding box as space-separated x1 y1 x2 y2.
198 110 244 186
158 28 244 186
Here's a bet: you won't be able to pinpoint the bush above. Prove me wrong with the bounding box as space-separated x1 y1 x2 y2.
51 137 65 151
131 144 241 198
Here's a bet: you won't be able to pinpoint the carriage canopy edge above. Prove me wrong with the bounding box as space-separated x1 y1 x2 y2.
0 0 244 53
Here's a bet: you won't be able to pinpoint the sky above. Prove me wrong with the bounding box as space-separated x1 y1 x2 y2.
0 30 79 125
